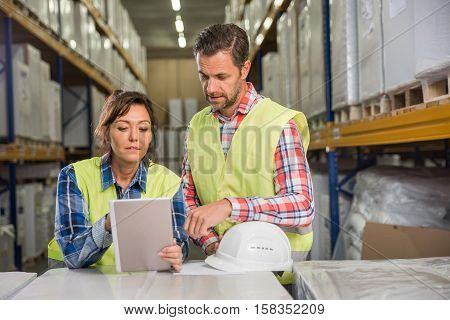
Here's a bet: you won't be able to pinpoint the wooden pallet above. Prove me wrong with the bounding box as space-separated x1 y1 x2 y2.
420 68 450 104
309 113 327 131
334 105 362 124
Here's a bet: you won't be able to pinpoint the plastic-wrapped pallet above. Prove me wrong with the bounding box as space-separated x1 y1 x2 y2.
262 52 282 104
184 98 198 125
310 170 352 260
0 59 32 139
48 81 62 143
48 0 60 34
277 13 291 108
40 60 51 141
382 0 416 91
357 0 384 101
243 5 254 43
63 86 90 148
298 8 312 117
309 0 326 116
60 0 75 49
413 0 450 77
293 257 450 299
73 2 90 58
336 166 450 260
330 0 359 110
168 98 184 127
0 224 15 272
27 0 49 26
287 1 300 110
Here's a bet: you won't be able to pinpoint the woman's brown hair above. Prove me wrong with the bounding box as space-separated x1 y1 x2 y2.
94 90 158 163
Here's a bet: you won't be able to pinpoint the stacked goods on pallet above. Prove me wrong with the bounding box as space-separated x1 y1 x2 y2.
92 0 106 20
0 44 61 143
298 0 326 118
382 0 416 92
330 0 359 116
60 0 76 49
0 224 15 271
277 13 290 108
413 0 450 103
0 182 56 263
262 52 282 104
48 0 60 34
357 0 384 102
310 170 351 260
73 1 90 59
335 166 450 260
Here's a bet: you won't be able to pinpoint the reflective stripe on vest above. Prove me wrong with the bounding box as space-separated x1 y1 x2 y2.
187 98 313 284
47 157 181 265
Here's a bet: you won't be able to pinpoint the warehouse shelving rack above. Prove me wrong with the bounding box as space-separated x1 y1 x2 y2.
0 0 147 270
237 0 450 252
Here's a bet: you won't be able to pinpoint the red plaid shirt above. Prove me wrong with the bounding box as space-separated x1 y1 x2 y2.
182 83 314 252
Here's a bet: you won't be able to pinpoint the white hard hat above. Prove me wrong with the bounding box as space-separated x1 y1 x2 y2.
205 221 293 272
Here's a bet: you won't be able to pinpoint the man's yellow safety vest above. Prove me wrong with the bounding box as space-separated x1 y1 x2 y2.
48 157 181 266
186 98 313 284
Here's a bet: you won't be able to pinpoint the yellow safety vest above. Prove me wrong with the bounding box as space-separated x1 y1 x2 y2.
47 157 181 266
187 98 313 284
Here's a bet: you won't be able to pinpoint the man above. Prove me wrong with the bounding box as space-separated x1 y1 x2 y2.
182 24 314 284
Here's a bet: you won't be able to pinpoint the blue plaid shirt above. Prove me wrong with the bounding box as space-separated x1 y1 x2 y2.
54 155 188 268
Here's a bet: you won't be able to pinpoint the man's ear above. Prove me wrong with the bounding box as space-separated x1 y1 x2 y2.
240 60 251 80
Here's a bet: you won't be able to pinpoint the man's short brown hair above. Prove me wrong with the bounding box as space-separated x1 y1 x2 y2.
193 23 249 68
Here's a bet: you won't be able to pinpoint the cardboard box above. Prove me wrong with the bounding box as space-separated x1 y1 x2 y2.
362 222 450 259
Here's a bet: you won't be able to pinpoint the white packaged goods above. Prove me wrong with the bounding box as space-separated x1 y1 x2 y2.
382 0 416 91
335 166 450 260
100 36 113 78
48 0 60 34
287 2 300 110
413 0 450 77
277 13 291 108
262 52 282 104
309 0 326 116
91 86 106 131
184 98 198 125
358 0 384 101
0 59 32 139
298 8 312 117
40 60 51 141
73 2 89 58
92 0 106 19
60 0 75 48
48 81 62 143
310 170 351 260
293 257 450 299
27 0 49 26
88 30 102 69
330 0 359 110
63 86 90 147
0 224 15 271
168 98 184 127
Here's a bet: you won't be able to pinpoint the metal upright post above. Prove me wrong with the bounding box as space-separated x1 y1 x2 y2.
56 55 65 167
4 16 21 270
323 0 340 251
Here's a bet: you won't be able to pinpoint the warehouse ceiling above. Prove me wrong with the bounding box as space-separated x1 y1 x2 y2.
122 0 228 59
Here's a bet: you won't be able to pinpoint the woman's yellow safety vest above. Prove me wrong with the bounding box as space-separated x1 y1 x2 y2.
187 98 313 284
47 157 181 266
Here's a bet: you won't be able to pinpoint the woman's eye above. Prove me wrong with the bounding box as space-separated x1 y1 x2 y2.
139 127 149 132
118 127 128 131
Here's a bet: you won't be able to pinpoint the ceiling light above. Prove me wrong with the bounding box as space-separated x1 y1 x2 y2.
263 17 273 30
178 34 186 48
274 0 283 8
171 0 181 12
255 34 264 46
175 15 184 33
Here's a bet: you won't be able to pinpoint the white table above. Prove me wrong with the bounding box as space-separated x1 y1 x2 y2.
0 272 37 299
12 266 292 300
293 257 450 299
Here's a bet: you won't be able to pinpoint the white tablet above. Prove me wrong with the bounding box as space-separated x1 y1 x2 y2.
109 198 173 272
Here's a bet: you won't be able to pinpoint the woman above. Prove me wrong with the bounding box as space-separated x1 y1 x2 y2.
48 90 188 271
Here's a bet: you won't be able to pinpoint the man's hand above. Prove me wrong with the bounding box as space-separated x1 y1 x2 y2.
158 239 183 272
184 199 232 239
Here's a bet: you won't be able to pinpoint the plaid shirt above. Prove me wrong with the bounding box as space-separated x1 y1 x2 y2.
55 154 188 268
182 83 315 252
